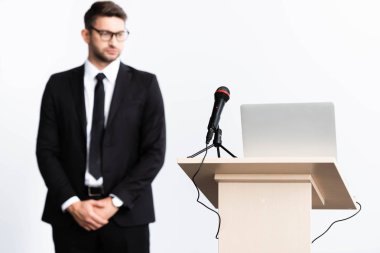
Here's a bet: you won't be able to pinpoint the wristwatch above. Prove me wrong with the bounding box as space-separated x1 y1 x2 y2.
111 196 123 208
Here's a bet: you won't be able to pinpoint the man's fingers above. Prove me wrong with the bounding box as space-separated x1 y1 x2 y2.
82 218 104 231
92 200 106 208
83 200 108 224
75 219 93 231
73 211 107 230
69 200 109 231
88 210 108 226
81 223 92 231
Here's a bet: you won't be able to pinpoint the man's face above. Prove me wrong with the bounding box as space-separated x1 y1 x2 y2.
83 16 126 67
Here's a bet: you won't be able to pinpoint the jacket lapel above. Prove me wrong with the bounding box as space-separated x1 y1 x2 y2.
106 63 132 128
69 65 87 138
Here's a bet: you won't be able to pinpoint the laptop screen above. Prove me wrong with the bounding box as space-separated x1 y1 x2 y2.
240 102 337 158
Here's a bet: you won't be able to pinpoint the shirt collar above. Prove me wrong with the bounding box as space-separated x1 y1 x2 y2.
84 58 120 84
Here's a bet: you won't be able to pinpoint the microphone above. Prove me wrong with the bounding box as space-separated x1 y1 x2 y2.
206 86 230 144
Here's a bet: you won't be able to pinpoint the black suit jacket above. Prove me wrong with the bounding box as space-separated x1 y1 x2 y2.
36 62 166 227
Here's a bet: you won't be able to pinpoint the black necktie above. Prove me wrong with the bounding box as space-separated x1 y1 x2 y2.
89 73 106 180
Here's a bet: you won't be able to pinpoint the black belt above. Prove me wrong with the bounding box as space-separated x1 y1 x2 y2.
87 186 104 197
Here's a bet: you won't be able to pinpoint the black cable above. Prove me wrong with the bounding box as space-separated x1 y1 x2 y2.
190 142 221 239
312 201 362 244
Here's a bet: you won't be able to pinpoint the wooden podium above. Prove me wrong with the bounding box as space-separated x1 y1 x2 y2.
178 157 356 253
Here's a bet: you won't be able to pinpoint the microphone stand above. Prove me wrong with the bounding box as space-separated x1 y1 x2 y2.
188 128 237 158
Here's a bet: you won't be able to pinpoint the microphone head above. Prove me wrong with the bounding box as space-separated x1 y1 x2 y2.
215 86 230 101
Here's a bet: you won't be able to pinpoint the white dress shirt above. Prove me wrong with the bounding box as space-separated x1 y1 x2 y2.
62 59 123 211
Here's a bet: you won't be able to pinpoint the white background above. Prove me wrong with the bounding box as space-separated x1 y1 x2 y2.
0 0 379 252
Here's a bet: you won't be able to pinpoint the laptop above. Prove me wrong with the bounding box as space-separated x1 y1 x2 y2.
240 102 337 158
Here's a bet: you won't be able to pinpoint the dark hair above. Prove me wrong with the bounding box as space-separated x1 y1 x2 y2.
84 1 127 29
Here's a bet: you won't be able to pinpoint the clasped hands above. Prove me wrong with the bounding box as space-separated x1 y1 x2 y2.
67 197 118 231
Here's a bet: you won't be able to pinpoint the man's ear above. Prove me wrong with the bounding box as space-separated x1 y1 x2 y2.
81 29 90 44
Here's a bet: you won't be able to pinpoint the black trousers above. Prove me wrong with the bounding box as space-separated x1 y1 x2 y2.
52 220 149 253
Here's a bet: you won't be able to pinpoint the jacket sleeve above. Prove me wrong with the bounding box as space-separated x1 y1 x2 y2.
36 77 77 205
111 75 166 209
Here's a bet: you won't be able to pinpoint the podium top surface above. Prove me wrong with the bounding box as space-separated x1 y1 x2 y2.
178 157 356 210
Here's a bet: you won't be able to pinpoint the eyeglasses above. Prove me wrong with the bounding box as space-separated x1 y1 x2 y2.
89 26 129 42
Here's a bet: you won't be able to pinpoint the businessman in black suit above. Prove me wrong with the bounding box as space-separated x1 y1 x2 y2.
36 2 165 252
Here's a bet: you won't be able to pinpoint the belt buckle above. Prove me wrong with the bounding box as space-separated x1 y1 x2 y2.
88 186 104 197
